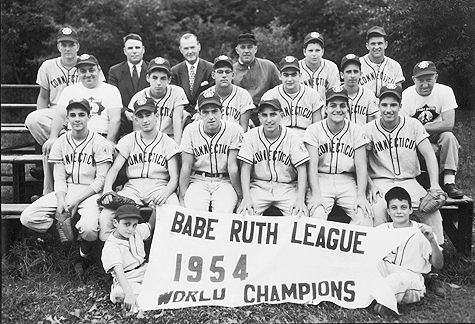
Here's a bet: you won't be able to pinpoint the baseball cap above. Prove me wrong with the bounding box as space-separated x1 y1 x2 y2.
57 27 78 43
278 56 300 72
384 186 411 205
66 98 90 113
114 205 143 222
75 54 99 67
366 26 386 39
134 97 156 114
147 57 171 74
379 84 402 100
303 31 324 47
326 86 349 102
213 55 233 70
236 33 257 45
198 90 222 110
341 53 361 70
258 98 282 112
412 61 437 78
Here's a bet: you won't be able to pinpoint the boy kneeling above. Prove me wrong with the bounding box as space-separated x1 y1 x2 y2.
101 205 156 311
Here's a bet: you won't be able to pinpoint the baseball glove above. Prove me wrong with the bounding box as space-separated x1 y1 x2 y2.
419 189 448 213
97 191 136 210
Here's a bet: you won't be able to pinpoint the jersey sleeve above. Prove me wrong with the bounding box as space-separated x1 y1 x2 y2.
366 88 380 118
240 89 255 114
289 131 310 167
327 61 341 89
353 123 370 149
108 85 123 109
172 86 189 107
136 223 152 241
163 134 182 159
36 60 51 90
311 90 325 112
101 240 123 273
115 133 134 159
180 124 195 154
394 61 405 85
229 124 244 150
362 122 375 151
413 119 430 145
237 130 255 165
302 124 319 148
93 135 114 165
48 136 65 163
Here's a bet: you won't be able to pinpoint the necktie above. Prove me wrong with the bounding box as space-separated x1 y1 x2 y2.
189 65 196 93
132 65 139 93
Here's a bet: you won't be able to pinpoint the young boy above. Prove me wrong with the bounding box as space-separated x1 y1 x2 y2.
303 86 373 224
374 186 443 317
101 204 156 311
237 98 310 216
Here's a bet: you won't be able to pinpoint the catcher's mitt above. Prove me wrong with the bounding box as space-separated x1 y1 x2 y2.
419 189 448 213
97 191 136 210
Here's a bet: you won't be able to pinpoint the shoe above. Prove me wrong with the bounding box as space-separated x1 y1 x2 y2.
443 183 464 199
431 277 447 297
55 211 74 242
374 303 398 319
29 166 44 180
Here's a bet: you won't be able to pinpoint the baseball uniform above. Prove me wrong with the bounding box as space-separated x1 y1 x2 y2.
181 120 243 213
206 84 255 124
359 54 405 97
347 86 380 126
128 85 188 139
99 131 181 241
299 58 340 100
237 125 310 215
401 83 460 174
20 131 113 241
303 119 371 225
25 58 106 145
363 116 444 243
261 84 324 136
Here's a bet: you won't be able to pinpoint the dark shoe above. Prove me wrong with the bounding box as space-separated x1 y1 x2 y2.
29 166 44 180
443 183 464 199
431 277 447 297
374 303 398 319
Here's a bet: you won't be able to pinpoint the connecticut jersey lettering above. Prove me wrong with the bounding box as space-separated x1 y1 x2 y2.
363 116 429 179
128 85 189 136
261 85 324 136
359 55 405 97
206 85 254 123
303 119 369 173
115 131 181 179
238 125 310 183
48 131 113 185
347 86 379 126
181 120 243 174
298 59 340 100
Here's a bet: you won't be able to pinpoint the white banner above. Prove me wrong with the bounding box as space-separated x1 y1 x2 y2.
138 205 416 313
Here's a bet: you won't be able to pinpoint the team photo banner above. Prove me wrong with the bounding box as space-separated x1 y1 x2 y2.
138 205 416 312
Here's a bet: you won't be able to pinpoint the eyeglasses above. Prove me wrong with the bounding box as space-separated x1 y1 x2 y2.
215 70 233 75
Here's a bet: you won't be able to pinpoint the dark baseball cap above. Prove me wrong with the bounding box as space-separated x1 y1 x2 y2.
326 86 349 103
279 56 300 72
66 98 90 113
236 33 257 45
379 84 402 101
147 57 171 74
367 26 386 39
384 186 411 205
412 61 437 78
114 205 143 222
258 98 282 112
134 97 156 114
213 55 233 70
198 91 221 110
75 54 99 67
303 31 324 47
57 27 78 43
341 53 361 70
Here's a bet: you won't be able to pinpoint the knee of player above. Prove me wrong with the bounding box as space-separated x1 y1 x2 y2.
77 225 99 241
438 131 458 144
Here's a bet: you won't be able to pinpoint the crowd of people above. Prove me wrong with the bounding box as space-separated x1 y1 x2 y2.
18 25 466 317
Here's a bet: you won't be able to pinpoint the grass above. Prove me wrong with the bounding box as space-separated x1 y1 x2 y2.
2 109 475 323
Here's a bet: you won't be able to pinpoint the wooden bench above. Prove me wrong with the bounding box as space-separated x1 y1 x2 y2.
1 154 43 202
440 196 474 257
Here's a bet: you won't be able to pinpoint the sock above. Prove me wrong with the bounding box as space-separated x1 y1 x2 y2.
444 174 455 185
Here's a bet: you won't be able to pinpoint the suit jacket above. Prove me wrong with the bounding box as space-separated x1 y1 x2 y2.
108 60 149 109
171 59 214 114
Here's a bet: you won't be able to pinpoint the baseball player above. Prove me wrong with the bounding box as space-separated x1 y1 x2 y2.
400 61 464 199
299 32 340 100
99 97 181 241
179 91 243 213
359 26 405 97
303 86 373 225
340 53 380 126
363 85 444 245
261 55 324 137
237 98 310 216
204 55 255 132
20 98 113 274
128 57 188 144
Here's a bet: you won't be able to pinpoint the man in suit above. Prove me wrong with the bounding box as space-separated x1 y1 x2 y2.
108 33 149 137
171 33 214 129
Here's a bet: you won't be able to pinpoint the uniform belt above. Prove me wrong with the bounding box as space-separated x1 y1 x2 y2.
124 262 144 273
193 171 229 178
